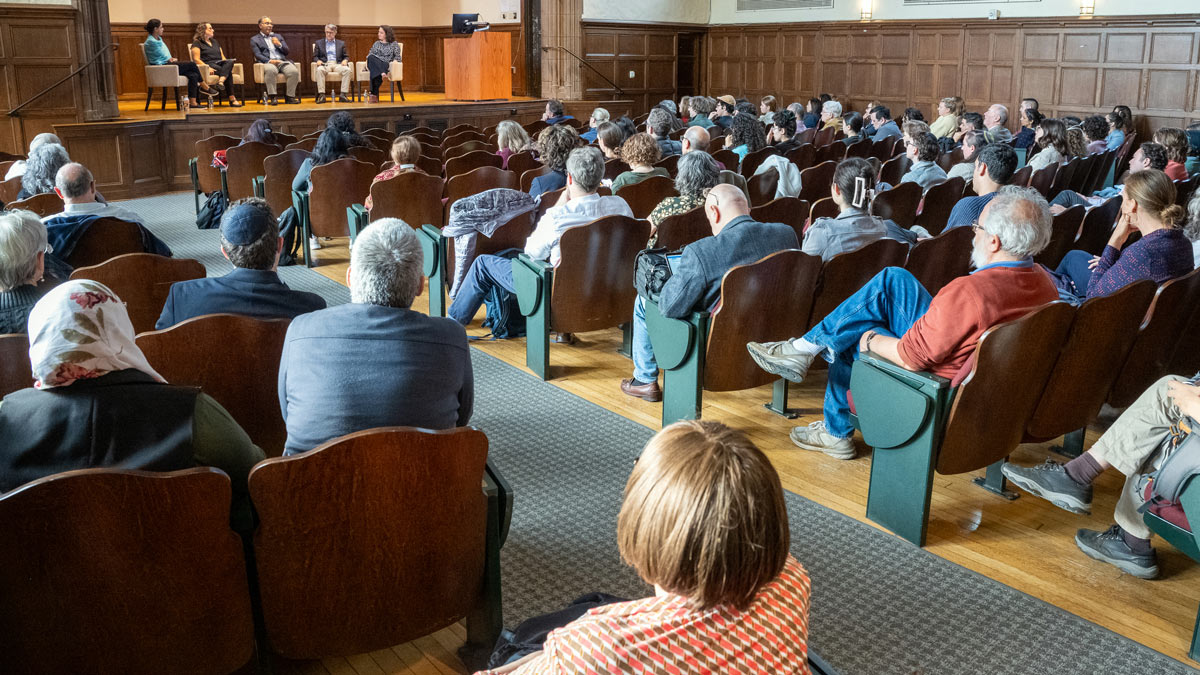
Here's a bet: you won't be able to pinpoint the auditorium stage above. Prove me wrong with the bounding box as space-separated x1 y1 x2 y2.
54 95 630 201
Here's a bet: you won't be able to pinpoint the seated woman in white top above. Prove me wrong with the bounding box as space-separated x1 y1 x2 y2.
1027 118 1070 173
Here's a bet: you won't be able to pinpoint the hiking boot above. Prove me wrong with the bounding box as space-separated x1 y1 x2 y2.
746 340 818 383
1001 459 1092 515
789 421 855 460
1075 526 1159 579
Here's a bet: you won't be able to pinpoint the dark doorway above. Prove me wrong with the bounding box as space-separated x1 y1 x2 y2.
676 32 703 98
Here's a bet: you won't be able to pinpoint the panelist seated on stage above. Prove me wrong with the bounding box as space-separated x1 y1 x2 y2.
251 16 300 105
364 25 403 104
190 22 241 106
143 18 214 109
311 23 351 104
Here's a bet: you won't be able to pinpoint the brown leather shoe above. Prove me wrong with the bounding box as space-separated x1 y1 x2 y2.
620 378 662 402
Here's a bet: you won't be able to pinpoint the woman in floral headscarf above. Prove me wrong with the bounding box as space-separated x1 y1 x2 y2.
0 280 264 527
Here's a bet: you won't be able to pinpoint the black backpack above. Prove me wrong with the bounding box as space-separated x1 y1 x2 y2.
196 191 227 230
276 206 301 266
478 249 525 339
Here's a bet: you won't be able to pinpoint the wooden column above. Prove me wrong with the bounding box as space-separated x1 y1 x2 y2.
540 0 582 99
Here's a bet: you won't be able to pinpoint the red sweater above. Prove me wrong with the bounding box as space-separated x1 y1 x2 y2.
898 263 1058 379
1165 161 1189 182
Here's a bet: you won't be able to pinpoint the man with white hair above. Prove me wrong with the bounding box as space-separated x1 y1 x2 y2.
820 100 844 132
747 187 1058 459
983 103 1013 144
580 107 609 143
4 133 60 181
277 218 473 455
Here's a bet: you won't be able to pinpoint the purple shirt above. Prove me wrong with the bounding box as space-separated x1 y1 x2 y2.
1088 228 1194 298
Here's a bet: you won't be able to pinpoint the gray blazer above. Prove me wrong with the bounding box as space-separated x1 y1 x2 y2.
802 207 908 262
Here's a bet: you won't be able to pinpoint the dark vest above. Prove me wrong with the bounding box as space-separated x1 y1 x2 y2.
0 369 198 493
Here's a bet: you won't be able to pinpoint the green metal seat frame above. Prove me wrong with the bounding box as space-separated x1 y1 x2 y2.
1142 477 1200 661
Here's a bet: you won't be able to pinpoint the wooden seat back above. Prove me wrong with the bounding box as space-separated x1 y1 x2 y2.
656 206 710 251
273 133 298 147
520 166 553 192
70 253 206 334
603 158 629 181
815 141 848 165
0 176 21 204
740 146 779 178
872 181 921 227
747 167 780 207
309 158 377 238
878 154 911 187
415 154 443 177
249 427 490 659
1075 194 1122 256
795 128 816 145
705 250 822 391
809 238 909 325
936 147 964 173
446 150 503 179
446 166 519 212
1047 156 1081 200
194 134 240 193
751 197 810 243
813 126 835 147
1034 204 1085 268
712 148 740 173
506 150 540 177
904 226 973 296
137 314 291 456
0 468 254 674
551 215 651 333
797 160 837 204
869 136 899 161
1074 152 1104 195
5 192 62 218
284 137 318 153
654 154 680 177
845 139 872 159
1029 163 1058 199
418 142 443 160
443 130 485 148
444 140 496 160
1026 281 1157 442
913 176 964 235
617 175 678 220
262 149 311 218
65 217 145 268
1108 268 1200 408
363 127 395 142
809 196 838 222
368 171 445 228
348 145 387 168
0 333 32 397
785 143 817 173
936 301 1074 474
1009 165 1032 188
224 141 280 201
523 120 549 136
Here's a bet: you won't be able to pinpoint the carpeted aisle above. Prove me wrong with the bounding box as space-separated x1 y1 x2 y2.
123 192 1197 675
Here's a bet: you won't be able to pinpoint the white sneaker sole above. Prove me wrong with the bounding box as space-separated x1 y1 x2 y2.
746 344 811 384
1074 535 1159 579
1000 467 1091 515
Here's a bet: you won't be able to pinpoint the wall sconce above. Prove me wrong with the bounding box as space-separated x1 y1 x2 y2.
860 0 872 21
1079 0 1095 16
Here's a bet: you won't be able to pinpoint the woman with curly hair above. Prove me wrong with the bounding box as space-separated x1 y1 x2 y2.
1065 125 1089 158
18 143 70 201
1081 115 1109 154
724 112 767 164
611 133 667 193
647 151 721 235
529 124 579 200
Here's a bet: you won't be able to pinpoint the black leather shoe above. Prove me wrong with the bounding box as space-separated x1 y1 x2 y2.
267 96 277 106
337 94 351 103
620 378 662 402
315 94 326 104
286 96 301 105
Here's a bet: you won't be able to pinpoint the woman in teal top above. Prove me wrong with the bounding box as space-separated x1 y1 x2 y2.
144 19 211 107
724 112 767 166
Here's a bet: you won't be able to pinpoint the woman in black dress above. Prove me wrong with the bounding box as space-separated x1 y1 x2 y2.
190 22 241 106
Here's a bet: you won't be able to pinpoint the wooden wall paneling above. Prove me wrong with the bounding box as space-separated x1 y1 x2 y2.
0 7 86 152
581 22 691 114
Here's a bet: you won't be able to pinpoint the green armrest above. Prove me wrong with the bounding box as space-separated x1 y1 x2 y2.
188 158 201 213
512 254 555 379
252 175 265 199
291 190 311 268
849 354 954 547
513 254 551 316
346 203 368 245
1143 477 1200 660
416 225 447 317
644 298 711 426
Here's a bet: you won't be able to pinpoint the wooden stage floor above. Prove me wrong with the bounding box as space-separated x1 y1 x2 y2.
264 240 1200 673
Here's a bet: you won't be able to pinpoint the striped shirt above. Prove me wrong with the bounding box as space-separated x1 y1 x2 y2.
486 556 812 675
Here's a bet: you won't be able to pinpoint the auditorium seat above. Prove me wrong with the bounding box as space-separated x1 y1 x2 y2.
903 226 973 296
0 467 255 674
348 144 387 168
750 196 810 243
348 171 445 242
1142 484 1200 661
815 141 848 165
63 217 147 269
1107 268 1200 408
615 175 677 220
809 196 839 222
222 141 280 202
415 154 443 177
445 140 497 162
505 150 540 177
0 333 32 397
443 129 487 149
604 158 630 181
0 175 20 204
655 206 710 251
786 144 817 173
1034 205 1086 269
69 253 205 334
869 137 899 161
809 238 909 326
443 123 479 138
747 167 780 207
645 249 822 426
253 148 311 219
446 150 504 179
292 157 377 267
850 301 1075 546
4 192 62 218
1010 165 1033 188
871 181 921 227
740 146 779 178
523 120 549 136
654 154 679 177
936 147 964 173
284 137 318 153
248 426 506 668
1047 156 1082 200
712 148 740 173
845 140 872 159
520 165 552 192
1029 163 1058 199
445 166 519 226
512 214 649 379
813 126 835 147
419 212 538 317
1074 194 1123 257
189 134 239 212
913 176 965 235
878 155 911 187
797 161 838 205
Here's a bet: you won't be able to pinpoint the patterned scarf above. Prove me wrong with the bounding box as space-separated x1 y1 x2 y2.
27 280 164 389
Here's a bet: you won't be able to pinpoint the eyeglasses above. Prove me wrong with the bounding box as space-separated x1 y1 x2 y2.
970 222 988 236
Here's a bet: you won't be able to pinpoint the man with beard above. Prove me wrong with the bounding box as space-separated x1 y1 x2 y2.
745 187 1058 459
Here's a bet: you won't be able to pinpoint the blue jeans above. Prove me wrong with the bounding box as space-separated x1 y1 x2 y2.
1051 190 1090 209
804 267 933 438
631 296 657 383
1055 249 1094 297
448 254 515 326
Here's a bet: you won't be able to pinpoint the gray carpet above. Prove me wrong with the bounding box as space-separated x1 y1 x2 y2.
123 192 1197 675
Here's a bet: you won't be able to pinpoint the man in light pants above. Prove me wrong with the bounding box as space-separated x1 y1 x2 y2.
250 16 300 105
312 24 351 104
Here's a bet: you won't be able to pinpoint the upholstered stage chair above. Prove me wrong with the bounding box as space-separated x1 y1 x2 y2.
196 62 244 105
252 62 302 103
354 54 404 102
140 43 188 111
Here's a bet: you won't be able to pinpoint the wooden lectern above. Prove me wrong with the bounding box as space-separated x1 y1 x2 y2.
444 32 511 101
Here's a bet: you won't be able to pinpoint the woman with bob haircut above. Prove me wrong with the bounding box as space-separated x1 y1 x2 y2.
482 420 811 674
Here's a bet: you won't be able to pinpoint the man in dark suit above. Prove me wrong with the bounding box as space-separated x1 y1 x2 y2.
155 198 325 330
278 218 473 456
312 24 351 104
250 16 300 104
621 183 799 402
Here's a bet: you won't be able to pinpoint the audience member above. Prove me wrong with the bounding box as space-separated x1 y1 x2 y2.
769 110 802 155
647 151 721 234
786 102 808 134
1051 142 1167 211
4 133 60 182
580 107 609 143
1185 122 1200 176
242 118 277 145
711 96 736 129
250 16 300 105
1002 374 1200 579
758 95 778 125
678 96 692 124
724 112 766 163
1154 127 1190 181
802 98 822 130
144 18 211 108
279 219 471 456
944 143 1018 230
952 111 984 145
0 210 48 333
901 107 925 125
680 128 750 200
1081 116 1109 154
734 100 756 117
596 121 624 160
1020 97 1039 114
982 104 1013 144
1051 169 1192 300
0 279 264 526
1027 118 1069 173
190 22 241 106
621 184 797 402
646 108 682 157
1187 190 1200 267
1106 111 1130 152
656 100 683 132
311 23 351 103
947 131 986 185
541 99 574 125
929 97 964 139
1065 124 1089 158
529 125 579 200
495 120 533 170
18 143 70 201
364 25 403 104
687 97 716 130
803 158 912 262
449 147 633 327
42 163 146 226
820 100 843 132
870 107 901 141
614 115 639 141
155 198 325 329
748 187 1056 458
841 112 866 145
901 132 949 192
611 133 667 193
326 110 370 148
901 120 931 145
482 420 809 675
292 127 350 194
1014 107 1042 150
861 100 881 138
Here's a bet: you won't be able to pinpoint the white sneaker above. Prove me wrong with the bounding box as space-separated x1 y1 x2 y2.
789 421 855 460
309 236 322 250
746 340 818 383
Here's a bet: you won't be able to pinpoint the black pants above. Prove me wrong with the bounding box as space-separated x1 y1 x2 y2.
207 59 235 84
176 61 203 100
367 54 391 95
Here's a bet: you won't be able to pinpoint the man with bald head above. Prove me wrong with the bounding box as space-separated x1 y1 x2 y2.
681 126 750 200
42 162 172 257
748 186 1058 459
621 183 798 401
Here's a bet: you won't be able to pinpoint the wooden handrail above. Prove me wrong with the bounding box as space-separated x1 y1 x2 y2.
7 43 118 117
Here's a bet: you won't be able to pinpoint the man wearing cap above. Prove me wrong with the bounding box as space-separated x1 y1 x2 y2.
155 198 326 330
711 95 736 129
